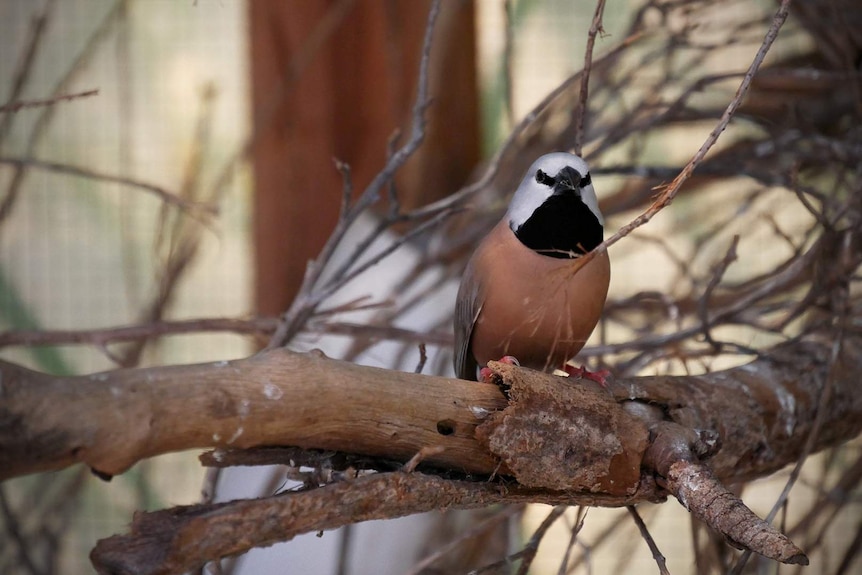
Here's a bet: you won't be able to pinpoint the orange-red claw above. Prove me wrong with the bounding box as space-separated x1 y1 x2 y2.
479 366 495 383
564 364 611 387
479 356 520 383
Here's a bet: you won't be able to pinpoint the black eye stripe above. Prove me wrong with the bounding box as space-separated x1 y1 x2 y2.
536 167 590 188
535 169 556 187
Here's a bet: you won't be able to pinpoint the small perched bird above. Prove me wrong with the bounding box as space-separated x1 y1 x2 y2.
454 152 610 381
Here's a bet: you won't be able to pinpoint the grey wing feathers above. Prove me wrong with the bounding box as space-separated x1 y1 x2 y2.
453 258 483 380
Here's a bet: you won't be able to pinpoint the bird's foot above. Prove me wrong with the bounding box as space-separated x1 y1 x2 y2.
563 364 610 387
479 355 520 383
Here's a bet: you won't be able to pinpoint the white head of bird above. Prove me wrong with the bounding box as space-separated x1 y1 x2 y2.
506 152 604 259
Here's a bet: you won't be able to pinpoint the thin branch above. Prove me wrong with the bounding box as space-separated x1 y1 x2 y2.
408 30 644 222
469 506 566 575
0 485 46 575
627 506 670 575
698 235 740 351
0 0 129 227
515 506 568 575
0 317 452 350
0 0 58 143
0 89 100 113
580 0 793 263
414 342 428 374
573 0 607 156
335 524 353 575
0 156 215 216
120 83 221 368
557 507 588 575
402 445 445 473
334 158 353 220
0 317 277 348
406 506 523 575
502 0 516 129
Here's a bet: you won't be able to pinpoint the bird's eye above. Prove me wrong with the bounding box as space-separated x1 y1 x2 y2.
535 169 556 187
580 173 591 187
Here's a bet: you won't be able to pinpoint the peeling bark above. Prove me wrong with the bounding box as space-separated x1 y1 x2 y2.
475 365 649 495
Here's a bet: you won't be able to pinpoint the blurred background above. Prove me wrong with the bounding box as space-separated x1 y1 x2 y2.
1 0 860 573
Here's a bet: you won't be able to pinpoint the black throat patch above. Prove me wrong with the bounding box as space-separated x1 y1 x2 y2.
514 193 603 258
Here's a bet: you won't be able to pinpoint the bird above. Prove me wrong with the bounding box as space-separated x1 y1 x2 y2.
454 152 610 382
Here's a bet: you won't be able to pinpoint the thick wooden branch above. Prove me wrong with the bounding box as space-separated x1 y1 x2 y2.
0 350 506 480
4 329 862 572
3 331 861 488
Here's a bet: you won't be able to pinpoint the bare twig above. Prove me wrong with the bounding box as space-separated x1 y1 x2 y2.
0 0 129 227
627 506 670 575
0 156 215 216
406 506 523 575
414 342 428 374
409 30 644 222
0 485 46 575
0 317 452 350
502 0 516 129
581 0 793 262
0 89 99 113
402 445 445 473
334 158 353 220
698 235 740 351
335 524 353 575
573 0 607 156
469 506 566 575
0 0 58 143
557 507 588 575
119 84 220 367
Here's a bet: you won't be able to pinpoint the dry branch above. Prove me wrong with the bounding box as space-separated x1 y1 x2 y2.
0 88 99 113
0 156 216 216
3 323 862 571
5 329 859 486
89 473 632 575
0 317 451 350
0 350 505 480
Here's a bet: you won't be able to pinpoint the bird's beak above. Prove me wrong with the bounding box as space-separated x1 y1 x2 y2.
555 174 581 194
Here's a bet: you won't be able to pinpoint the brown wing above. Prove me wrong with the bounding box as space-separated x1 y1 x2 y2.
453 256 484 380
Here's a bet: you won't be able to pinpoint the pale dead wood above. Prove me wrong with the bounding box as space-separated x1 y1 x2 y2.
0 349 506 480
